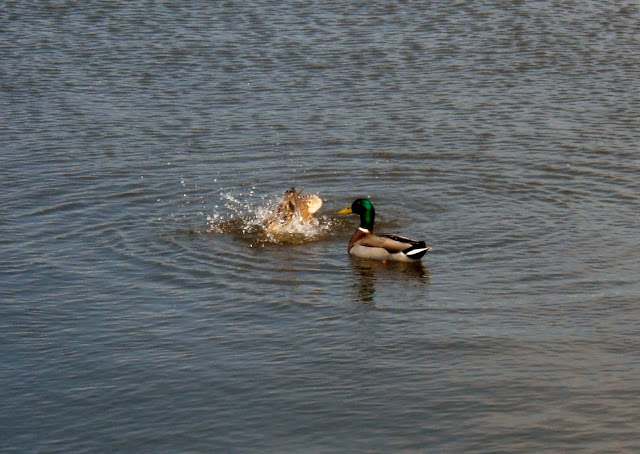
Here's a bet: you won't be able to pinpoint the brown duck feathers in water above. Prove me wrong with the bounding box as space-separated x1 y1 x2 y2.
264 187 322 233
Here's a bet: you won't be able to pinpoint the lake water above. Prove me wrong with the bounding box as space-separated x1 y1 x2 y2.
2 1 640 452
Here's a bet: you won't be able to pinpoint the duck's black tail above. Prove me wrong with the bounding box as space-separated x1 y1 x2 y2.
402 241 431 260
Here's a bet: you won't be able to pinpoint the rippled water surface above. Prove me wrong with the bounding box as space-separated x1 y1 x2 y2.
2 1 640 452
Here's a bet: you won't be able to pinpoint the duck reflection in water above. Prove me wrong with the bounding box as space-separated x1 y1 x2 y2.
350 256 430 305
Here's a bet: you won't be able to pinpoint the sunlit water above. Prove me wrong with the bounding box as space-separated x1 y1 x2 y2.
2 1 640 453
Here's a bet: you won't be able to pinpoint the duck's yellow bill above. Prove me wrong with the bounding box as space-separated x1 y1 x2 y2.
338 207 352 214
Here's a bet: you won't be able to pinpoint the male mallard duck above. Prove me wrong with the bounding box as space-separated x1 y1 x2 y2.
264 187 322 233
339 198 431 262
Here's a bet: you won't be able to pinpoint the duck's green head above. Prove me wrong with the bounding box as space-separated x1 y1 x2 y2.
338 198 375 231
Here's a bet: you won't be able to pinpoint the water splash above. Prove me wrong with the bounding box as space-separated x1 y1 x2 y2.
206 191 336 245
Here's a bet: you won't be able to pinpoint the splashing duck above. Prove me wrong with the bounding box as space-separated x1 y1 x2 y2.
264 187 323 234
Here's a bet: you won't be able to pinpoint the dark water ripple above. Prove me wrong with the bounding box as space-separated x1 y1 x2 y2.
2 1 640 453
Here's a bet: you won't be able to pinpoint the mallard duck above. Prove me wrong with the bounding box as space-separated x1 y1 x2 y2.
338 198 431 262
264 187 322 233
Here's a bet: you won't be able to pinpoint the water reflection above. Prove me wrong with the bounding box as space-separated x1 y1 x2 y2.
349 257 430 304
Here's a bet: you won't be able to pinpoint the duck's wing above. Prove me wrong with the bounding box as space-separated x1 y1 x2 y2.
379 233 422 245
359 233 421 253
300 194 322 216
373 233 431 257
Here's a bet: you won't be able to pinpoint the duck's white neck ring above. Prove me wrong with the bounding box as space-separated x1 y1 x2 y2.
358 227 370 233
